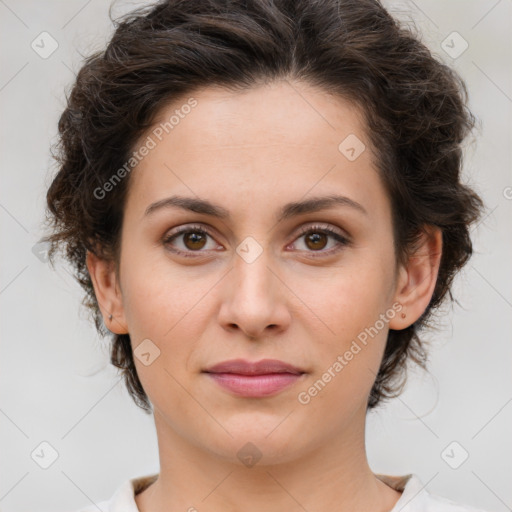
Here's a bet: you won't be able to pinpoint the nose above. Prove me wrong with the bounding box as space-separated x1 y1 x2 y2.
217 247 291 340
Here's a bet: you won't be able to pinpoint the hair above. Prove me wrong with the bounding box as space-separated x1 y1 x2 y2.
43 0 484 412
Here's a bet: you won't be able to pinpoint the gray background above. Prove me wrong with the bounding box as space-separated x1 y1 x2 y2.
0 0 511 511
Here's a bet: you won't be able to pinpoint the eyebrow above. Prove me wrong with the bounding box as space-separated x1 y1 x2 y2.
144 194 368 222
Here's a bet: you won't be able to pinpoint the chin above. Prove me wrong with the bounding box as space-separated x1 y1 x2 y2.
197 421 311 467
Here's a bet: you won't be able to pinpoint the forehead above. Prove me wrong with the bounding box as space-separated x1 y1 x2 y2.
124 81 389 224
151 81 368 151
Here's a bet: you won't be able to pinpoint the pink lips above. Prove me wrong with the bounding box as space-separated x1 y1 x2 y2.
203 358 305 397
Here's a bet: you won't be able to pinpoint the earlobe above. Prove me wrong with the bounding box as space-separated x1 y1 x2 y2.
388 226 442 330
85 250 129 334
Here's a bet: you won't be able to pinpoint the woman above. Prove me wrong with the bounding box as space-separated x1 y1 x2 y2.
43 0 486 510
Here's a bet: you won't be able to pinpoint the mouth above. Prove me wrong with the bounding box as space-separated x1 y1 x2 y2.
203 358 306 398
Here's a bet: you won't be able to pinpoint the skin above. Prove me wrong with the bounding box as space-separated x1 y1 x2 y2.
87 80 442 512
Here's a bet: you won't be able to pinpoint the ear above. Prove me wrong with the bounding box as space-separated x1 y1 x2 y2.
86 250 128 334
388 226 442 330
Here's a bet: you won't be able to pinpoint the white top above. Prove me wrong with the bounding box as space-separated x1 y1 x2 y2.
75 473 488 512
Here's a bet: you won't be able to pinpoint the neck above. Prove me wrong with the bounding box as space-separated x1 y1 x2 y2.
135 409 401 512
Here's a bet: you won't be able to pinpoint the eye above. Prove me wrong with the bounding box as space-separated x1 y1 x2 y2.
289 224 350 257
162 223 350 259
162 224 221 257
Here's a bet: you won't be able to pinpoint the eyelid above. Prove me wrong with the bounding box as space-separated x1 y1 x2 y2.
293 223 349 242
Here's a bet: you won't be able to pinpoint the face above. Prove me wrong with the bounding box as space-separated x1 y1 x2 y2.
89 80 439 466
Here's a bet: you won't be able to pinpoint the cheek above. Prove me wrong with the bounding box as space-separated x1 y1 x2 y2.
123 267 203 413
312 253 395 338
119 252 219 382
120 241 205 336
300 254 395 397
296 305 389 427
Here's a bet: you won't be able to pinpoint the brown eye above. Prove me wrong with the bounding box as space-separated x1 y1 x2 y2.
304 232 328 251
163 225 219 257
183 231 207 250
291 225 350 258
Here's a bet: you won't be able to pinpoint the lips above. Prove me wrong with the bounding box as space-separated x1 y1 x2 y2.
203 358 306 397
204 358 304 376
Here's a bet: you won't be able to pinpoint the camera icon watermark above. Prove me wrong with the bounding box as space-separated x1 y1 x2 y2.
31 31 59 59
236 236 263 264
441 31 469 60
338 134 366 162
237 442 262 468
440 441 469 469
134 338 161 366
32 241 50 263
31 441 59 469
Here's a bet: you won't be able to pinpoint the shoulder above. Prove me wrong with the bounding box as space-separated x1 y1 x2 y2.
71 474 158 512
72 499 110 512
419 493 488 512
377 473 489 512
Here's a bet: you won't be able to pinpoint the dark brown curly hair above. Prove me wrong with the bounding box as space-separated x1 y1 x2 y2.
43 0 484 413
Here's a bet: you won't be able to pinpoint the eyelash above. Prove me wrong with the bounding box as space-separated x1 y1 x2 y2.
162 223 350 259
